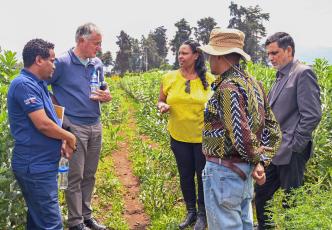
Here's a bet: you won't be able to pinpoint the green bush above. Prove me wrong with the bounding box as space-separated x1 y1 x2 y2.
0 50 25 229
121 59 332 229
248 59 332 229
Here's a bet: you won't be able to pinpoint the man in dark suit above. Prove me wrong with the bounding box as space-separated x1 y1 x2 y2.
255 32 322 229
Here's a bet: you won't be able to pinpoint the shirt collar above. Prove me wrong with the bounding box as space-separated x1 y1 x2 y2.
212 65 243 91
21 69 43 83
277 59 295 78
69 48 97 66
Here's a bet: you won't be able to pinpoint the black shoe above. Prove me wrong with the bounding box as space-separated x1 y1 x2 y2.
194 214 207 230
69 223 88 230
84 218 106 230
179 211 197 229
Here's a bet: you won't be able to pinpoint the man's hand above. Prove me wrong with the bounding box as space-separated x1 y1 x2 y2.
257 146 273 154
61 140 75 160
157 102 170 113
91 89 112 102
66 132 77 151
252 163 266 185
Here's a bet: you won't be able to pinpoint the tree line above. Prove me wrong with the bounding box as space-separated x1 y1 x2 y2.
98 2 270 76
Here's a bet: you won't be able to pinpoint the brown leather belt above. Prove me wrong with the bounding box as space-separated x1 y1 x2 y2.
205 156 247 181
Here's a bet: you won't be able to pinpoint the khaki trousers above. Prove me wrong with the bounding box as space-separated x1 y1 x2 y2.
63 116 102 227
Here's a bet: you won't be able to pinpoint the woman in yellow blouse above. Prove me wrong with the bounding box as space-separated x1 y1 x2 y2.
157 40 214 230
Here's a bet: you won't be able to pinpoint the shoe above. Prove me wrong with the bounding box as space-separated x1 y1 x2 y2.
194 204 207 230
69 223 88 230
179 210 197 229
84 218 106 230
193 214 207 230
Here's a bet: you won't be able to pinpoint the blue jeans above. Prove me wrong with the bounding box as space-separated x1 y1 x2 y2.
13 170 63 230
202 161 254 230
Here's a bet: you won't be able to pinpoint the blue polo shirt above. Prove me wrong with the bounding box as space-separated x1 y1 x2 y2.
48 49 104 125
7 69 62 174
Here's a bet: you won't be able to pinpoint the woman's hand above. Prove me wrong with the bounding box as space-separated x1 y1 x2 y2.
157 102 170 113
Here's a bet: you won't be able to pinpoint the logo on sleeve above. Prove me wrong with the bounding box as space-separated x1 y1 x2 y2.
24 97 37 105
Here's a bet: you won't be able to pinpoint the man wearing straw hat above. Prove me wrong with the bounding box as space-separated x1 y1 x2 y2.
198 27 281 229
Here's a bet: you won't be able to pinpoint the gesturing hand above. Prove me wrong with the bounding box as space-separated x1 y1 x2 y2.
157 102 170 113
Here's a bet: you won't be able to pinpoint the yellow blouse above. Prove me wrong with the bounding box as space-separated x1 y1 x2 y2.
162 70 215 143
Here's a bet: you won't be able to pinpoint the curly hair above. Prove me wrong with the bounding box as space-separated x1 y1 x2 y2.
182 40 209 90
23 39 54 67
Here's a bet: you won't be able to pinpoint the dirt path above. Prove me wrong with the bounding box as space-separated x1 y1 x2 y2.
111 107 150 230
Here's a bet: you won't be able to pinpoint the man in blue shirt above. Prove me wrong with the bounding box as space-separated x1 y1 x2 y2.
48 23 111 230
7 39 77 229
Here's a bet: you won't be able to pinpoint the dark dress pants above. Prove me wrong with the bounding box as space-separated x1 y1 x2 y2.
255 145 311 230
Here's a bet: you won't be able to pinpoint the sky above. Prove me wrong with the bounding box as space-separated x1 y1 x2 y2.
0 0 331 64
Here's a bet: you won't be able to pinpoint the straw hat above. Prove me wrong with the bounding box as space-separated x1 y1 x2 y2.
198 27 251 61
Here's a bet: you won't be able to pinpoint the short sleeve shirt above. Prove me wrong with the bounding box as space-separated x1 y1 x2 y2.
162 70 215 143
7 69 62 174
47 49 104 125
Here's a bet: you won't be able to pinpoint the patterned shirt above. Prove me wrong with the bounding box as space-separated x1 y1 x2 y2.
202 67 281 165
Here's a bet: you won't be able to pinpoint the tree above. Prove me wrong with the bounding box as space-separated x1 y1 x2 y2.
228 2 270 63
129 38 141 72
194 17 217 45
141 34 163 71
97 51 114 67
170 18 192 69
150 26 168 63
114 30 132 76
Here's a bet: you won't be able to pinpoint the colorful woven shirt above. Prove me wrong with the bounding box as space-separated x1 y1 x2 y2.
202 67 281 165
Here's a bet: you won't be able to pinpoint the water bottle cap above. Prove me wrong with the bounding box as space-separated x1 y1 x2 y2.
58 166 69 172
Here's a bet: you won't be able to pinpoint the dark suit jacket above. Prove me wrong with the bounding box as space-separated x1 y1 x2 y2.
269 60 322 165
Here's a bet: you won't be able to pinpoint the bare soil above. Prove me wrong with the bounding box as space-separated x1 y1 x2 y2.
111 111 150 230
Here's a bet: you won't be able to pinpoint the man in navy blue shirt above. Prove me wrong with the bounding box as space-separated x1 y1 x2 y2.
7 39 77 230
48 23 111 230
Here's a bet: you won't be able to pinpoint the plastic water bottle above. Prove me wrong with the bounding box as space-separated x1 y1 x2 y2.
58 157 69 190
90 70 99 98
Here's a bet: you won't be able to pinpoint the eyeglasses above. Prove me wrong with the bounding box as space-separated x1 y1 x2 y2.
185 80 190 94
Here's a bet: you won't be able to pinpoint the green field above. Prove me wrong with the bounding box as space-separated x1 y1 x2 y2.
0 49 331 229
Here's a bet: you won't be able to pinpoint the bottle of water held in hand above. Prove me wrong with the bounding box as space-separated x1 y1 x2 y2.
58 157 69 190
90 70 99 99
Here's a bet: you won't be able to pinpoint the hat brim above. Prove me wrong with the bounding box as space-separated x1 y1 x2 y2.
198 45 251 61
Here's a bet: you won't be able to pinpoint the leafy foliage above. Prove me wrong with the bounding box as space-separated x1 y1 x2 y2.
97 50 114 67
0 50 25 229
228 2 270 63
150 26 168 62
194 17 217 45
120 59 332 229
1 45 330 228
170 18 192 69
114 31 132 76
247 59 332 228
120 71 186 228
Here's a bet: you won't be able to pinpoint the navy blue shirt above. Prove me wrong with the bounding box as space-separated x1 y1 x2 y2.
48 49 104 125
7 69 62 174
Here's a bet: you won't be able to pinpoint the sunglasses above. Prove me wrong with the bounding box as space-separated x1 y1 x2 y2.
185 80 190 94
